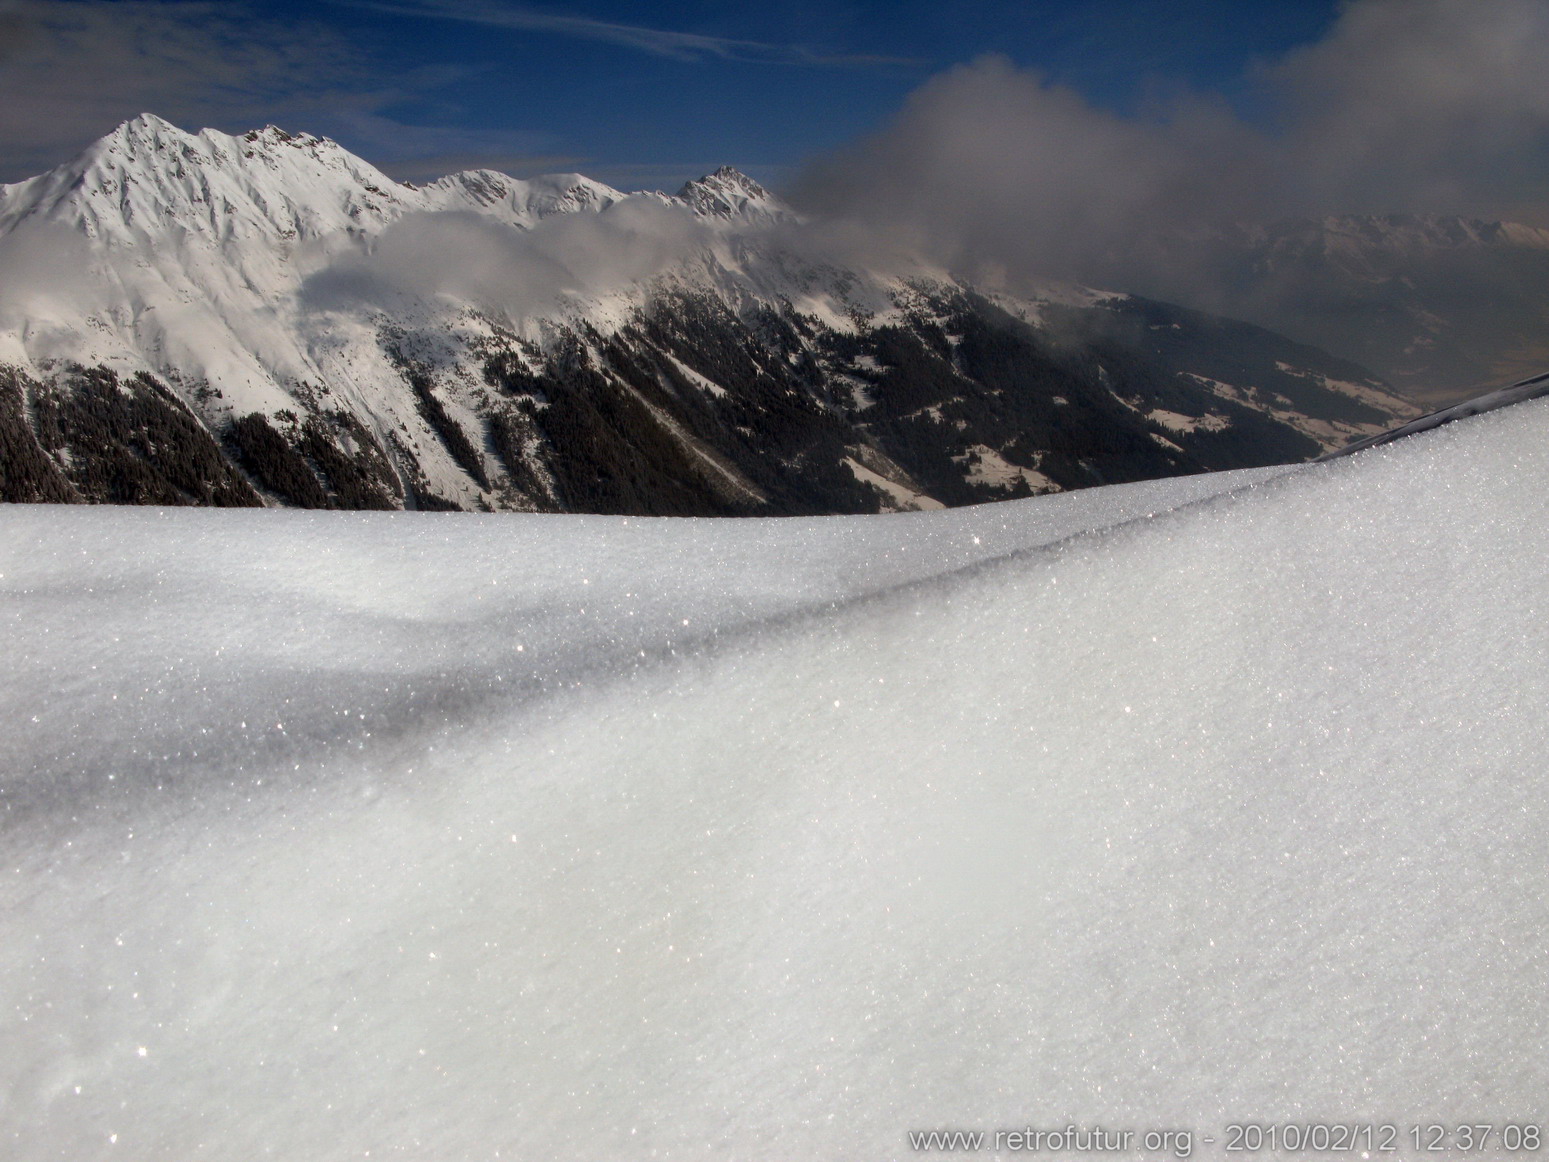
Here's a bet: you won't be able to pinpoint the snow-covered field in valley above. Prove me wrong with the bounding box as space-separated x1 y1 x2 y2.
3 400 1548 1160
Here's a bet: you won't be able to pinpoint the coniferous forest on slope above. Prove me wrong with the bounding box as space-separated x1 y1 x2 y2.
0 285 1403 515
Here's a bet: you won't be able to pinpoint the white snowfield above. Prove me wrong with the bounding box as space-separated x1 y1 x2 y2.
3 400 1548 1160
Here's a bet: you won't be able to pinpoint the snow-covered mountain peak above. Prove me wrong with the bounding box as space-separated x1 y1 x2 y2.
98 111 183 150
675 166 791 223
0 115 800 257
0 113 414 247
423 168 628 224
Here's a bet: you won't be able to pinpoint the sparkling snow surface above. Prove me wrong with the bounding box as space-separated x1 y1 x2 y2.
4 406 1549 1159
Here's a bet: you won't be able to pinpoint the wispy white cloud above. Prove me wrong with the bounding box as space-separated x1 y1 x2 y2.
303 198 721 322
335 0 919 67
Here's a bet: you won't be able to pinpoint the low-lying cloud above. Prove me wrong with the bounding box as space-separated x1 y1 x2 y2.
792 0 1549 302
0 218 104 325
303 199 719 322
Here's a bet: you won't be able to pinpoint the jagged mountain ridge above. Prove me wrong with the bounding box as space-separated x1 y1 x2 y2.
0 114 629 241
0 114 1420 514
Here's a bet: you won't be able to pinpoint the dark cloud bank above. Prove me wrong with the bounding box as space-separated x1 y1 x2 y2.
796 0 1549 283
790 0 1549 392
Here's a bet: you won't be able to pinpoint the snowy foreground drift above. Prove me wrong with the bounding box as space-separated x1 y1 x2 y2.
3 403 1549 1160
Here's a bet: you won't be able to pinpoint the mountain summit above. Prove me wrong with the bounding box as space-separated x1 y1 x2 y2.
675 166 789 223
0 115 1419 514
0 114 414 245
0 114 687 246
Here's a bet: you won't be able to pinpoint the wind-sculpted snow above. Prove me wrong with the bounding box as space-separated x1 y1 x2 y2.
1 466 1287 813
3 402 1548 1159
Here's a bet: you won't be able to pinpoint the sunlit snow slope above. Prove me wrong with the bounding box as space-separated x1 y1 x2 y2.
3 402 1548 1160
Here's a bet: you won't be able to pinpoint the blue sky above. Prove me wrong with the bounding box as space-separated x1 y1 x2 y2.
0 0 1345 188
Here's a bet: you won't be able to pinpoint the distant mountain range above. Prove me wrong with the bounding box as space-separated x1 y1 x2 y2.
0 114 1425 514
1150 214 1549 404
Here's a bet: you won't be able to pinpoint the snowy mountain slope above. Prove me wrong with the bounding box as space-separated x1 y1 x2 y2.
0 115 1421 515
3 396 1546 1159
1323 367 1549 459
